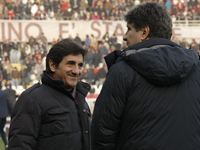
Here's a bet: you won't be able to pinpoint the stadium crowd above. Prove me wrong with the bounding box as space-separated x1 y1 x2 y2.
0 31 200 95
0 0 199 95
0 31 124 95
0 0 199 20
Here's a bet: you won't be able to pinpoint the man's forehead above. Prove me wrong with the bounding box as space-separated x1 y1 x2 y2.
63 54 83 62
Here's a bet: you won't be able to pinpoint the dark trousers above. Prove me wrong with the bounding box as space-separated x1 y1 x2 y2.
0 117 7 146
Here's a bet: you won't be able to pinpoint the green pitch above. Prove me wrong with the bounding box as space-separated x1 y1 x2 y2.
0 139 6 150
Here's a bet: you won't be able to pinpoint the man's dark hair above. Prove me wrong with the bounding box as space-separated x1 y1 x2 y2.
46 38 87 74
124 2 172 40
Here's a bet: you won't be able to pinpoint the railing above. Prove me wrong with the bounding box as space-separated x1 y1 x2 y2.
172 16 200 26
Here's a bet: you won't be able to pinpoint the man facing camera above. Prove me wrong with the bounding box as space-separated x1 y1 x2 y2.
9 38 91 150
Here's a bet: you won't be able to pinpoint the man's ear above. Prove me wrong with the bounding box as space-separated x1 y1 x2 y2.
49 60 56 72
141 26 150 41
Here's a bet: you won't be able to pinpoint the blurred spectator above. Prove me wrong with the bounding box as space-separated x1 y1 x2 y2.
92 48 101 68
100 11 107 20
118 9 124 20
55 4 62 20
114 9 119 20
186 10 193 20
41 51 47 70
37 39 45 54
33 49 41 61
87 0 93 9
3 59 12 83
120 2 126 11
70 0 79 11
84 34 90 48
97 0 103 7
98 42 108 63
91 0 97 10
38 32 48 52
4 87 16 107
0 3 3 19
3 6 8 19
174 37 181 45
98 5 106 16
84 11 91 21
165 0 172 14
102 39 109 50
176 11 185 20
61 0 68 12
109 33 117 51
11 39 19 63
189 0 197 9
92 5 99 12
180 38 190 49
74 33 82 46
19 39 28 65
86 68 95 84
92 11 100 19
57 35 63 42
63 4 72 20
25 3 32 19
8 8 15 19
126 0 134 10
43 0 51 17
90 34 98 49
25 59 32 84
85 47 94 68
11 67 20 88
20 64 27 89
0 87 13 150
95 63 107 85
190 39 199 53
171 5 178 16
26 0 33 7
5 79 12 89
177 0 184 12
71 9 78 19
110 8 115 17
102 32 110 43
33 0 39 6
191 8 199 20
79 0 87 17
3 39 12 59
34 6 42 19
35 59 43 81
183 0 188 8
53 0 60 14
104 0 112 16
29 35 37 54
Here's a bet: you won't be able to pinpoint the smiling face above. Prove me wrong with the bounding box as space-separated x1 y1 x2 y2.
123 23 143 47
50 54 83 91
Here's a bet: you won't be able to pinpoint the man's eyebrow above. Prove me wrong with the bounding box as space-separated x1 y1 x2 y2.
67 60 76 64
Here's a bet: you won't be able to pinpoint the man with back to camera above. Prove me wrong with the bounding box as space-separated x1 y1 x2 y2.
9 38 91 150
91 2 200 150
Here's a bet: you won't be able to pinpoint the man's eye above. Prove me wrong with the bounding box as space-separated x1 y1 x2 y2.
79 64 83 67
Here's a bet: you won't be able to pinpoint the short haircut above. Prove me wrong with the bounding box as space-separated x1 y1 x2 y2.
124 2 172 40
46 38 87 74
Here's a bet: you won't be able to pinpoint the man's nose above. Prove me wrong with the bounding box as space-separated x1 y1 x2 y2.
123 34 127 41
72 65 80 74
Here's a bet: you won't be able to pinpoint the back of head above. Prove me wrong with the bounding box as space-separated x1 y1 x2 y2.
46 38 87 74
124 2 172 40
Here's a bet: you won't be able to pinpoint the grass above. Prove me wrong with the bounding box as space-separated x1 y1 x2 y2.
0 139 5 150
